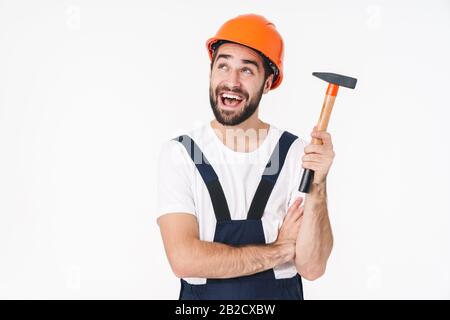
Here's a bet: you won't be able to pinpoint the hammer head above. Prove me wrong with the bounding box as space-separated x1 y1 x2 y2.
313 72 357 89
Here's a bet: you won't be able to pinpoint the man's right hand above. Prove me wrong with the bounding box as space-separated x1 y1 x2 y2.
272 197 304 263
276 197 304 245
157 198 305 279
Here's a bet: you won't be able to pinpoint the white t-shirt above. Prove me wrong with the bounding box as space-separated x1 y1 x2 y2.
156 122 307 285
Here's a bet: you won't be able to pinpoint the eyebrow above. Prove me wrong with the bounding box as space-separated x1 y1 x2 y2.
216 54 260 71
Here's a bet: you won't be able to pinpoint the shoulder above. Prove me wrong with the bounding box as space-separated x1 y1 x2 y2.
290 135 308 154
158 138 191 170
158 139 184 160
158 124 211 164
270 125 308 154
167 123 212 146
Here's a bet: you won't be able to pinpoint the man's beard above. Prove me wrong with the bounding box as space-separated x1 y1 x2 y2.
209 83 264 126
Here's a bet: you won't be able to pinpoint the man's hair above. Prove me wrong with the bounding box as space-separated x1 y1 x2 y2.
210 40 278 85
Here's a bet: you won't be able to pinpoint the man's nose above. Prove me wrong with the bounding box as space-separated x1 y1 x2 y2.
224 69 241 88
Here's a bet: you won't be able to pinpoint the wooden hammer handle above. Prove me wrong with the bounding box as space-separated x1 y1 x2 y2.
299 83 338 193
312 84 338 144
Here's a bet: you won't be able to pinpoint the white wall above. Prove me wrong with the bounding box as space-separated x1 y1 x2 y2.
0 0 449 299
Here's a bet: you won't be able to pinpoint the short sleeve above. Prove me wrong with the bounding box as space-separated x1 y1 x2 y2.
156 140 196 219
287 138 307 208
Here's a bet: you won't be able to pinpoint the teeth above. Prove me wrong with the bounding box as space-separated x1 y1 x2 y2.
221 93 243 100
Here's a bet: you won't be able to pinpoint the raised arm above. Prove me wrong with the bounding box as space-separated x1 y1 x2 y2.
294 128 334 280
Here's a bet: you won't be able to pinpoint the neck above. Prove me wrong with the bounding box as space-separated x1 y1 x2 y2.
210 112 270 152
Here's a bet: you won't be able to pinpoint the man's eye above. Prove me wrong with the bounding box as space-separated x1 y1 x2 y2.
218 64 228 70
242 68 253 74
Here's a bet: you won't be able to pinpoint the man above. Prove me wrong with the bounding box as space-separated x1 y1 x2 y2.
156 14 334 300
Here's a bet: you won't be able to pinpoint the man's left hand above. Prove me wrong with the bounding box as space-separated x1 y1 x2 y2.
301 127 335 184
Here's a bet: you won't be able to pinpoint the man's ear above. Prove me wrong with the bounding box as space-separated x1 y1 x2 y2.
263 74 274 94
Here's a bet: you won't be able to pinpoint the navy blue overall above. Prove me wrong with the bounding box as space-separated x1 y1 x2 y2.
173 131 303 300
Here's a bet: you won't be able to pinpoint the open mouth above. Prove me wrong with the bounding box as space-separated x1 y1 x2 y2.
219 92 245 109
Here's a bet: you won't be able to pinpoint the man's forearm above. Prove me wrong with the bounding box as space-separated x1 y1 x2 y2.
174 239 294 279
295 181 333 280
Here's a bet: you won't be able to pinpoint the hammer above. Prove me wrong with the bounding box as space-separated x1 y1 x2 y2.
299 72 357 193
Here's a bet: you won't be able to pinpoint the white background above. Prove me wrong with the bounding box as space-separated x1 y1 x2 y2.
1 0 449 299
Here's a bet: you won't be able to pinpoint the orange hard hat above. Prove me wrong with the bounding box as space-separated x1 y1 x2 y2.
206 14 285 90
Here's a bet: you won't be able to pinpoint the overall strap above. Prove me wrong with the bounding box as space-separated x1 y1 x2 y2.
173 135 231 222
247 131 298 220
